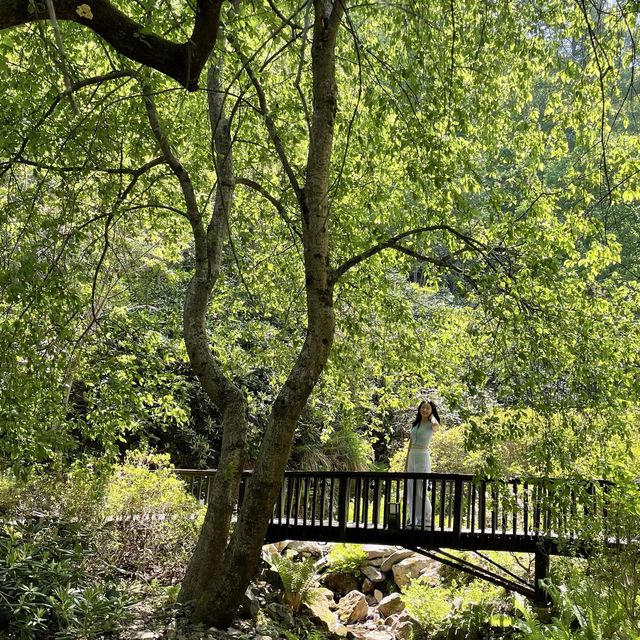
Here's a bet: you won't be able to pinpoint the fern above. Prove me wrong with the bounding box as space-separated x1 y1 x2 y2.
270 554 320 612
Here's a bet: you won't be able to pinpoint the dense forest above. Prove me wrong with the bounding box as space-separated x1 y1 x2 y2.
1 0 640 637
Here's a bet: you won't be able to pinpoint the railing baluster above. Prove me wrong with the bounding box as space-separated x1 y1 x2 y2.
303 475 309 526
338 476 348 538
320 476 324 527
401 476 408 529
491 483 497 535
512 480 518 535
453 477 463 539
524 481 529 536
439 479 446 532
372 478 380 529
311 476 317 525
470 482 476 533
480 480 487 534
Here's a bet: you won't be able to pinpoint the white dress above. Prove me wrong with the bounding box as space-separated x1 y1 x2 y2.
406 419 433 527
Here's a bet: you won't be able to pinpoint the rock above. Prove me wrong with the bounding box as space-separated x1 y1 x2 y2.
134 633 157 640
265 602 294 627
362 565 386 583
321 571 359 596
366 557 385 567
238 587 260 619
337 590 368 624
366 594 378 607
394 621 414 640
286 540 324 557
263 567 284 591
392 556 436 589
303 596 348 636
361 577 374 593
374 589 384 603
384 611 412 626
261 543 281 561
346 630 394 640
380 549 414 572
378 592 405 618
363 545 397 560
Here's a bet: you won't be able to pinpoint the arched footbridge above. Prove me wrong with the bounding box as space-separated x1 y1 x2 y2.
176 470 619 604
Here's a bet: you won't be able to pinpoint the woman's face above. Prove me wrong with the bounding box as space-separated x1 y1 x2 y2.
420 402 432 419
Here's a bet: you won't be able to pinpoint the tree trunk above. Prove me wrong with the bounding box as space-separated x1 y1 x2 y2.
189 1 344 627
179 62 250 604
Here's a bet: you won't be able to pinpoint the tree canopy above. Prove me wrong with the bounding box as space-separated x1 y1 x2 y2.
2 0 640 625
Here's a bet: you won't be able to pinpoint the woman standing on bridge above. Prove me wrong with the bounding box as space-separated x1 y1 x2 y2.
405 399 440 528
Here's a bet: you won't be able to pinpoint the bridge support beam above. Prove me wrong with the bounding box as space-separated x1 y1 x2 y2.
534 547 550 606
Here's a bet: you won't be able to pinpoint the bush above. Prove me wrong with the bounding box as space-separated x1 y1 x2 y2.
0 519 130 639
103 450 205 581
326 543 367 576
403 578 504 640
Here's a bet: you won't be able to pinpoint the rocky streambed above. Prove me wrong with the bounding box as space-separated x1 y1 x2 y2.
122 542 445 640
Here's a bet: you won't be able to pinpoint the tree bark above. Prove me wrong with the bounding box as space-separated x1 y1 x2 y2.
0 0 223 90
179 62 250 604
189 1 344 627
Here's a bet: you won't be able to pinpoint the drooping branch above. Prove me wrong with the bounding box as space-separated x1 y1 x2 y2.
0 0 224 90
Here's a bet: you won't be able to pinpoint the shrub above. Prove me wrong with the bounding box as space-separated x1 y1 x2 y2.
326 543 367 576
403 578 505 640
0 519 130 639
402 580 452 638
102 450 205 581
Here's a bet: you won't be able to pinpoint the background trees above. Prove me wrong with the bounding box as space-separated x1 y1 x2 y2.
1 0 640 626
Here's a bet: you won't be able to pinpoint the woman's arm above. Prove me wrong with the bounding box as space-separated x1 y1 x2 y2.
432 416 440 432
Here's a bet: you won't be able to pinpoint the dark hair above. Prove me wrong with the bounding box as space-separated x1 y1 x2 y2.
411 400 440 427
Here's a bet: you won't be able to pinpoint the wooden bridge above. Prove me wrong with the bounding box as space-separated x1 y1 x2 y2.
177 470 613 603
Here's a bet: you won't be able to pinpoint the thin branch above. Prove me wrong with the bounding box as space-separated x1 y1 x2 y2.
12 155 164 176
44 0 78 114
236 177 302 239
228 35 304 206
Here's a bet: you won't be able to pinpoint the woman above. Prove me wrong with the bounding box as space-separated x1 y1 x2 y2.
405 399 440 529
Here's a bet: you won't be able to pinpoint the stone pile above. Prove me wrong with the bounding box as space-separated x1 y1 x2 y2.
259 541 442 639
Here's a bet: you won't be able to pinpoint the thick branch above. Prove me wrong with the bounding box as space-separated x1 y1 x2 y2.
331 224 489 283
0 0 223 90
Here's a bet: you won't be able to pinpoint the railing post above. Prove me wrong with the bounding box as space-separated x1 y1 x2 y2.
337 475 348 540
534 546 550 606
453 477 463 539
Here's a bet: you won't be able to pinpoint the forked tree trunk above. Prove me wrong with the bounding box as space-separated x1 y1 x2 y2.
186 2 344 627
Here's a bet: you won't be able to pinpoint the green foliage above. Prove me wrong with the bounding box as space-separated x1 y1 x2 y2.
103 450 205 581
269 554 320 613
403 578 504 639
325 544 368 577
0 519 131 639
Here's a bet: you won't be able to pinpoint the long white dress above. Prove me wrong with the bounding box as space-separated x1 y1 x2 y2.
406 419 433 527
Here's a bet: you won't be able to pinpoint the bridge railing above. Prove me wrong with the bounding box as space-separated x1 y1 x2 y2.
175 469 611 541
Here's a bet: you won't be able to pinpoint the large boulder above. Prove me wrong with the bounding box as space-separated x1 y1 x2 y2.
392 556 436 589
321 571 359 596
337 590 368 624
380 549 413 572
377 592 405 618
